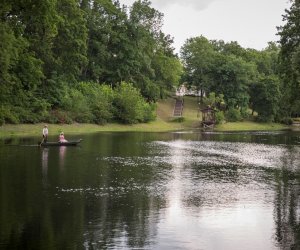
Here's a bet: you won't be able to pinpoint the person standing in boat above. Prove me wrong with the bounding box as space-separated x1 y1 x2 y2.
42 125 48 142
59 132 68 143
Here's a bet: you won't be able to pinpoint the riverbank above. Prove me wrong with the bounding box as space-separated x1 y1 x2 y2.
0 97 288 138
0 120 185 138
216 121 288 131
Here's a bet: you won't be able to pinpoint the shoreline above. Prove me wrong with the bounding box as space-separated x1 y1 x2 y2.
0 121 289 139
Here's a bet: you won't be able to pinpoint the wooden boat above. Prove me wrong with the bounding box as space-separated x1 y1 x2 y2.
40 139 82 146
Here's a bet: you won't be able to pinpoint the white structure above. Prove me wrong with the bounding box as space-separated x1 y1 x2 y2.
175 84 202 97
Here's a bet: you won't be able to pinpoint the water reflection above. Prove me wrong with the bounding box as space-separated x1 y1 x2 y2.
0 132 300 249
59 146 67 170
274 144 300 249
101 138 300 249
42 148 49 187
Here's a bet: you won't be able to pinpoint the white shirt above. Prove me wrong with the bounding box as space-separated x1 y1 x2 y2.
43 128 48 136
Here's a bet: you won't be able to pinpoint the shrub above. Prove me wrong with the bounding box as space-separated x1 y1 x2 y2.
172 117 185 123
76 82 114 124
215 111 225 124
142 102 156 122
280 117 293 125
17 97 50 123
0 106 19 125
48 110 73 124
225 108 242 122
61 88 93 123
113 82 154 124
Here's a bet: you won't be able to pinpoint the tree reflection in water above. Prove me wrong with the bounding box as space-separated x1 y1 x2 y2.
1 132 300 249
42 148 49 187
274 145 300 249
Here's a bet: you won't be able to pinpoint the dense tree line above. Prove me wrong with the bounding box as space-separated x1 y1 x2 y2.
1 0 299 125
181 36 281 122
0 0 182 125
278 0 300 119
181 0 300 123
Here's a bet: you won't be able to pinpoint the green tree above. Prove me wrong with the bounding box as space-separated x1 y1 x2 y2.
209 54 256 110
250 75 281 122
52 0 88 81
113 82 155 124
180 36 216 101
129 0 181 99
278 0 300 117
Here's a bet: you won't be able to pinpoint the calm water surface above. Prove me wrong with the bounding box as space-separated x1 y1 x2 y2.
1 130 300 249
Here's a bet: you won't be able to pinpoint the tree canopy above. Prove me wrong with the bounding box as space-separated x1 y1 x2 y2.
0 0 182 124
1 0 299 125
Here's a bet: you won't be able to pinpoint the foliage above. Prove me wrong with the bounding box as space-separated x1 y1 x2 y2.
225 108 242 122
76 82 114 124
0 0 181 125
180 35 285 123
277 0 300 117
172 117 185 123
203 92 225 109
0 106 19 125
215 111 225 124
180 36 216 98
250 75 281 122
113 82 155 124
0 0 298 125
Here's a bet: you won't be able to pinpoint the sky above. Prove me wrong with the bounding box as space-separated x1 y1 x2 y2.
119 0 291 54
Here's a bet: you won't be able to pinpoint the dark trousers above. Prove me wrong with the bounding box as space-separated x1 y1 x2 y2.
43 135 48 142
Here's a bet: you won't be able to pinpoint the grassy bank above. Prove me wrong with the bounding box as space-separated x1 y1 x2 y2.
0 96 288 138
0 120 181 138
215 121 287 131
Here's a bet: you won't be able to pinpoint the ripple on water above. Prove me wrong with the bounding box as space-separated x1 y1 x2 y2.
102 140 300 171
57 140 299 208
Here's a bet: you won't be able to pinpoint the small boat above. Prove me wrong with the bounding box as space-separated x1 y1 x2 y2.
40 139 82 146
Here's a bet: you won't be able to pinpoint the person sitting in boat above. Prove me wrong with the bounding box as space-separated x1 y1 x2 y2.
59 132 68 143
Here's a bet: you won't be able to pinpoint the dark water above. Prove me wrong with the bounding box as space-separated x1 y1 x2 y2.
1 130 300 249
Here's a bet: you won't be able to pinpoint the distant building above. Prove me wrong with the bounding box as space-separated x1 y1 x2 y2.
175 84 202 97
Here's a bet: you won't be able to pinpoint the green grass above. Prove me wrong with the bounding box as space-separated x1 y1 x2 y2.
215 121 288 131
0 96 289 138
181 96 201 127
0 121 183 138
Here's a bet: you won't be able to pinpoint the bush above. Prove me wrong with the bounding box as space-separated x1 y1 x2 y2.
113 82 154 124
17 96 50 123
142 102 156 122
172 117 185 123
48 110 73 124
0 106 19 125
280 117 293 125
75 82 114 124
61 88 93 123
90 85 114 124
225 108 242 122
215 111 225 124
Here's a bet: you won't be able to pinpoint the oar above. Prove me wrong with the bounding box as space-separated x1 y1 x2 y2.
39 137 45 147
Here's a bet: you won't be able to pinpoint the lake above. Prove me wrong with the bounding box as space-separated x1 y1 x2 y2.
0 130 300 249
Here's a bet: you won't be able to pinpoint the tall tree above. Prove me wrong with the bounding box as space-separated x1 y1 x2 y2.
52 0 88 81
278 0 300 117
180 36 216 101
250 75 281 121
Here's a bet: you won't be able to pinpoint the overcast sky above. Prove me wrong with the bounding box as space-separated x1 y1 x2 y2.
119 0 290 53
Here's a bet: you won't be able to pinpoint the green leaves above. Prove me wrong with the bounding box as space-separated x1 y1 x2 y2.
278 0 300 117
250 75 281 122
114 82 155 124
180 35 283 121
0 0 181 124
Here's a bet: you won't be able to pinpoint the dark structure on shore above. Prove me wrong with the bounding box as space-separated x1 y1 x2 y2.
201 106 216 129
